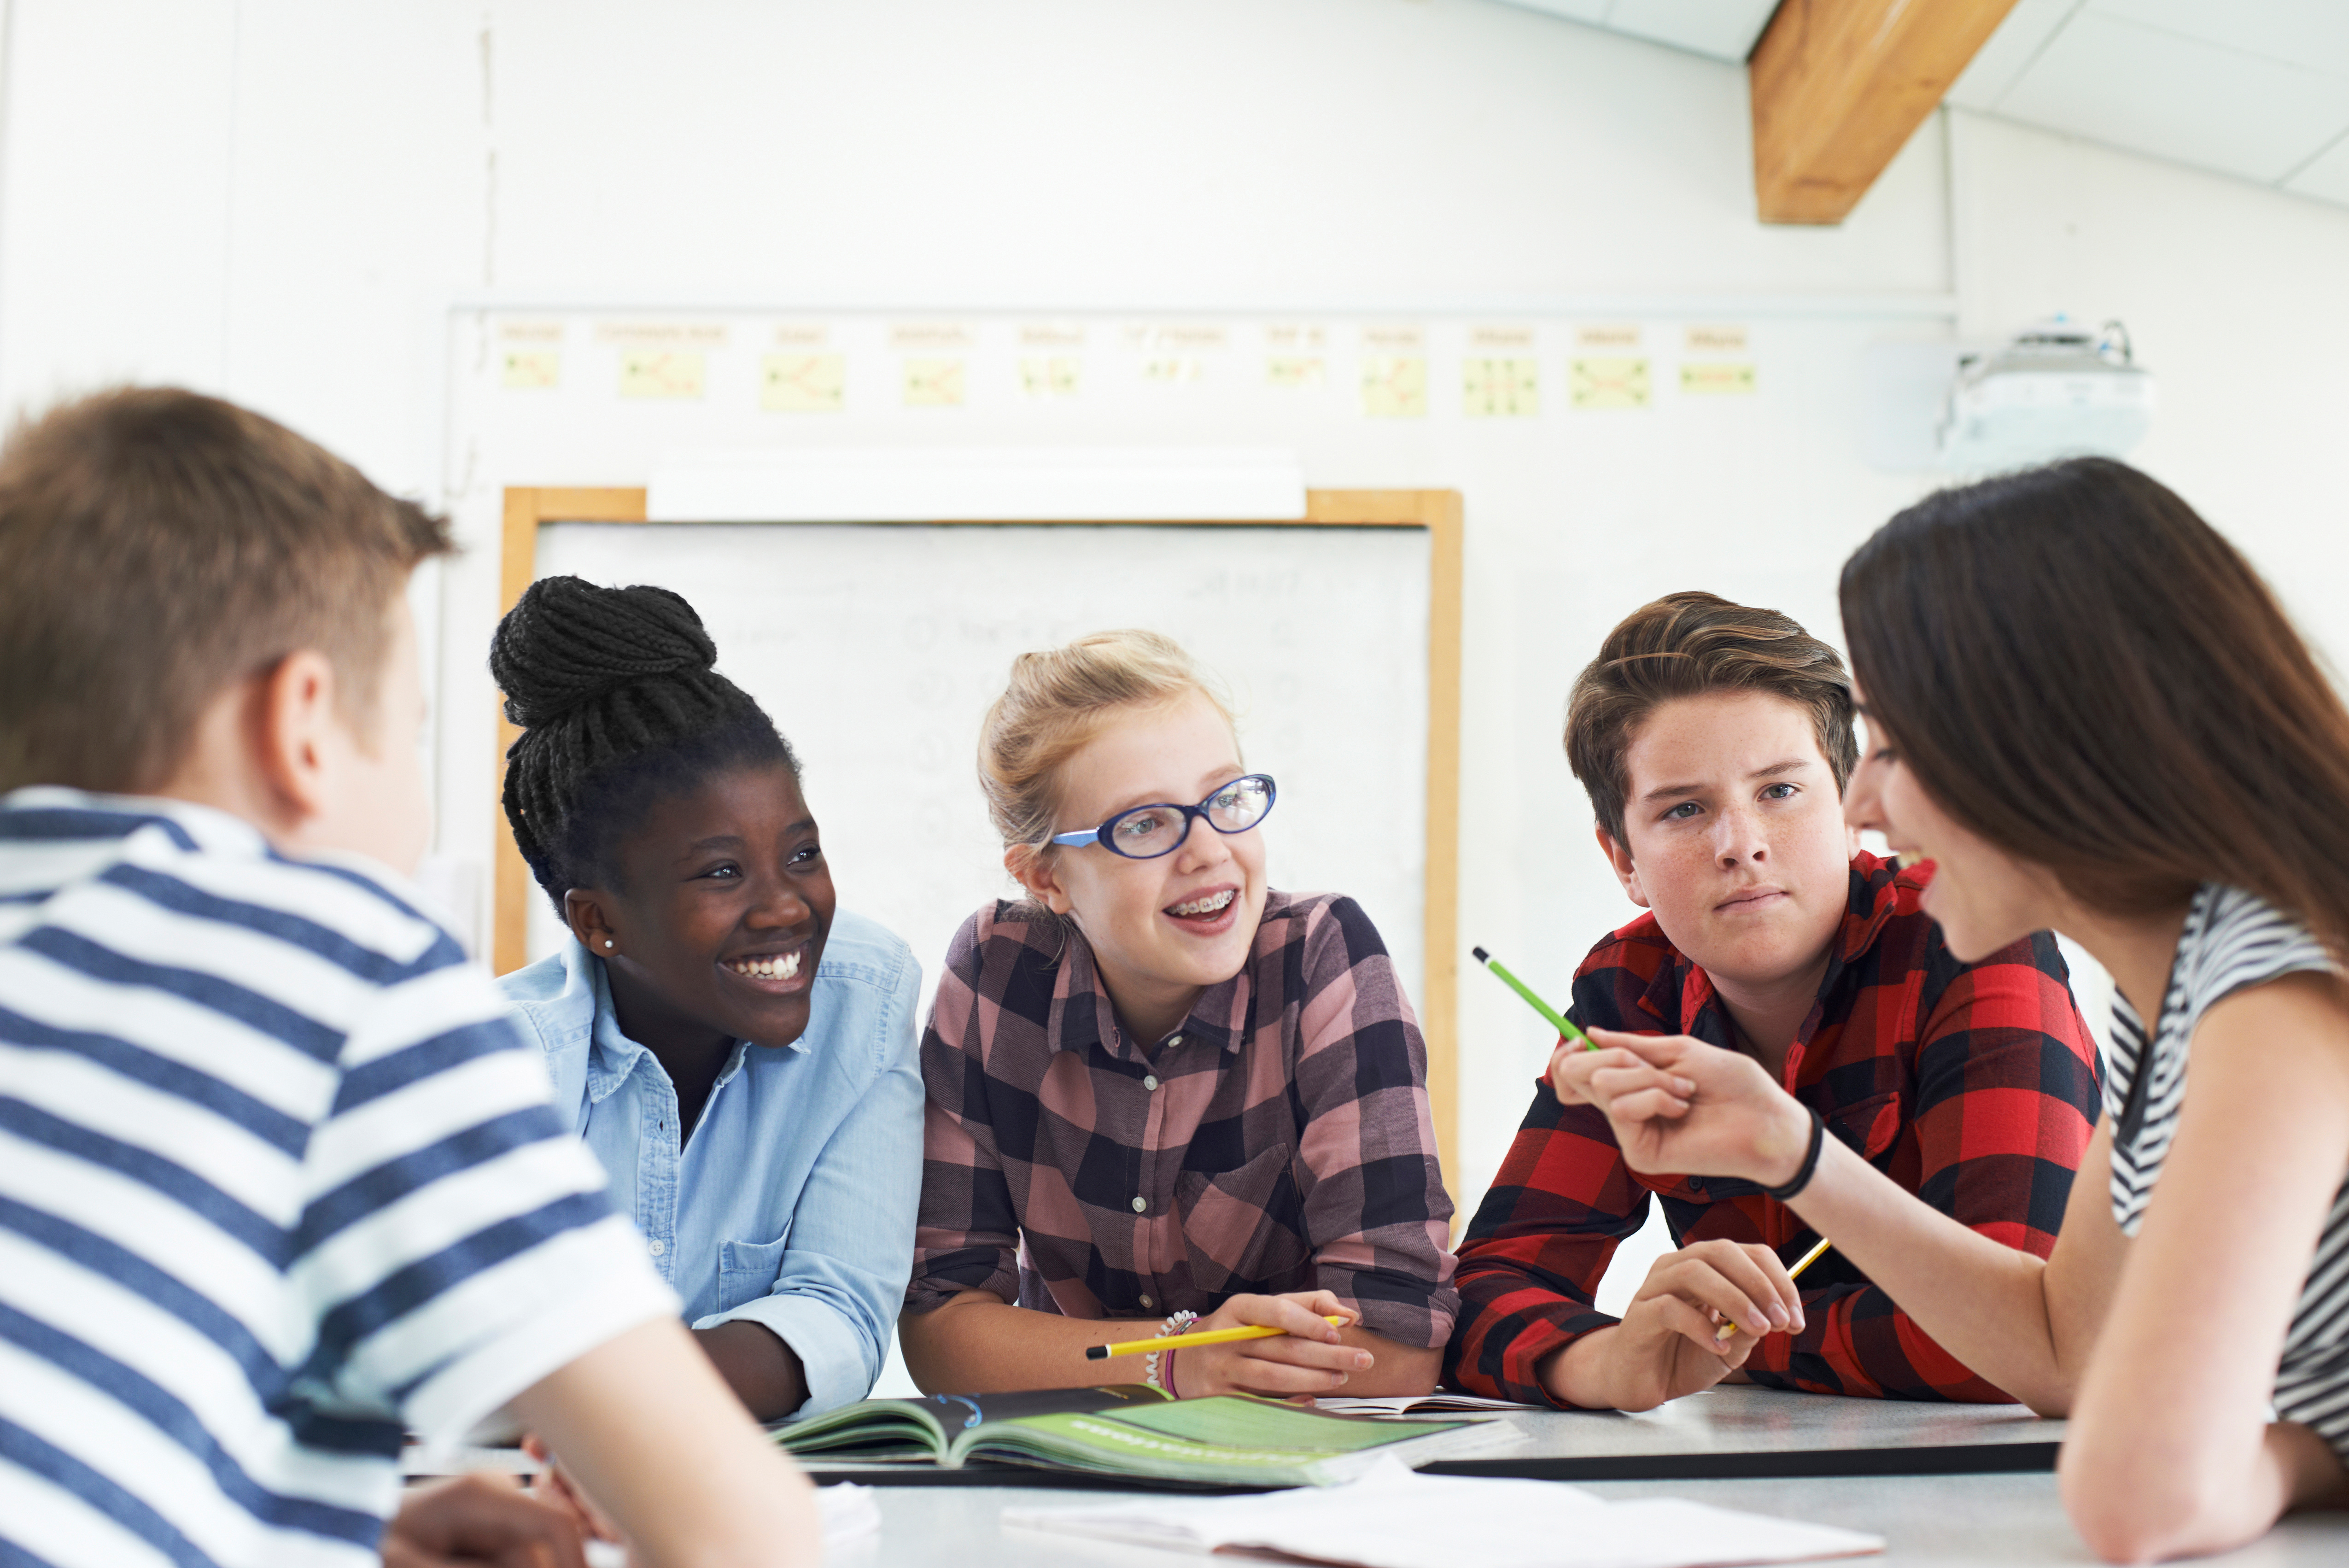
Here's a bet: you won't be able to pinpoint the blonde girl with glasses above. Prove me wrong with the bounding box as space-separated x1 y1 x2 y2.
897 630 1458 1398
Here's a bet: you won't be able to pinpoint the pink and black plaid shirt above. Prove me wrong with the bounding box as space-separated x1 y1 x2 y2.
907 890 1459 1348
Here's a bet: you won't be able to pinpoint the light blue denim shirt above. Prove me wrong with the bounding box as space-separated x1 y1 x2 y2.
498 907 922 1418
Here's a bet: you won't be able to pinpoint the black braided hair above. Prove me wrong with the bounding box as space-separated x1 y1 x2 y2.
492 575 798 911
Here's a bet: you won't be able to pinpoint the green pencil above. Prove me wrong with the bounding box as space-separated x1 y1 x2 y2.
1472 947 1593 1049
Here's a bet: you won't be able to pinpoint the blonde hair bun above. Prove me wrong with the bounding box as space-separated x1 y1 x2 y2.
978 629 1239 853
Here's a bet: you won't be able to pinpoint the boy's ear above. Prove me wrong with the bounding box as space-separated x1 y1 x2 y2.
1595 825 1650 909
251 650 342 826
1005 845 1075 916
563 889 619 954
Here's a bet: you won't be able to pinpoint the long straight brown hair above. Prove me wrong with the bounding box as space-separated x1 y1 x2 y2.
1839 457 2349 957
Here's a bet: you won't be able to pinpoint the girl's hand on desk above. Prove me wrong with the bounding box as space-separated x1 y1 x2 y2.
1571 1029 1815 1190
1169 1291 1365 1400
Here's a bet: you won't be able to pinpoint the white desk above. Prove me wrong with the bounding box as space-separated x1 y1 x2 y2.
816 1389 2349 1565
846 1474 2349 1567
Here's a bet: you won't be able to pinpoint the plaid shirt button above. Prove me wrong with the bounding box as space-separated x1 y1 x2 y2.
1131 1196 1147 1213
1144 1074 1160 1090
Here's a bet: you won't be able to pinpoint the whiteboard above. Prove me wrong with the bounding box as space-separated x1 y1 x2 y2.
526 522 1432 1024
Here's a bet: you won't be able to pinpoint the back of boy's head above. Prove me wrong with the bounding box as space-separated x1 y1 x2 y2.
1565 591 1856 848
0 386 451 793
492 575 798 912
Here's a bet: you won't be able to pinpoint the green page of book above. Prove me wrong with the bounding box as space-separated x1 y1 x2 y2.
774 1385 1167 1461
948 1395 1464 1488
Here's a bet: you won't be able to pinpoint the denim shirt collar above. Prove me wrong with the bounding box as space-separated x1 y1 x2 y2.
570 941 777 1109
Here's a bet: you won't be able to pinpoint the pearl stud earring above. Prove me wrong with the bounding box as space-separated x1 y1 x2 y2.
603 939 614 949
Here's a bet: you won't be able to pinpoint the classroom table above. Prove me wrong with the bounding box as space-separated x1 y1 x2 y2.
843 1472 2349 1566
813 1388 2349 1565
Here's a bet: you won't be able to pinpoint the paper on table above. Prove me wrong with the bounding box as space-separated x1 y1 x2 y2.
1315 1392 1537 1418
581 1482 879 1567
1003 1455 1883 1568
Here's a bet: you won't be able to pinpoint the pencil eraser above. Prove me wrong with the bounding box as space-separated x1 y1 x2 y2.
1084 1346 1108 1360
1471 946 1490 963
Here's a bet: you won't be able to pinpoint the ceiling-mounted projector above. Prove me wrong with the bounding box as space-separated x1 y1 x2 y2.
1937 318 2154 471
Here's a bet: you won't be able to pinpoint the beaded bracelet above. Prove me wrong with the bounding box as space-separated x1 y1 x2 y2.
1144 1309 1199 1396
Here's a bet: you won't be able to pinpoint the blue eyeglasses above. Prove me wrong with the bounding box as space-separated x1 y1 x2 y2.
1048 774 1278 860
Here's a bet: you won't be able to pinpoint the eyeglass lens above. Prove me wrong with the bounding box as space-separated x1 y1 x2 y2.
1105 777 1272 858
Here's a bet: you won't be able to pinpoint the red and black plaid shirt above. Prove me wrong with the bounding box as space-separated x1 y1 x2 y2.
1445 852 2101 1404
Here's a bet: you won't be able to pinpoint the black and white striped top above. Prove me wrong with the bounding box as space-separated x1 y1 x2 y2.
2107 883 2349 1460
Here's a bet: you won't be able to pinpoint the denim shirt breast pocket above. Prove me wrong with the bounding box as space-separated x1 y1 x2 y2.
715 1224 793 1314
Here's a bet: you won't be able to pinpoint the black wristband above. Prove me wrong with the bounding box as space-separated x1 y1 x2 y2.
1761 1106 1826 1203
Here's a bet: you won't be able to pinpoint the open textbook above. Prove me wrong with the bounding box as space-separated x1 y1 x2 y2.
1005 1454 1884 1568
771 1385 1475 1487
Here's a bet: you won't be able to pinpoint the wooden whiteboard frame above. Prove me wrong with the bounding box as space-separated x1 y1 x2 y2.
492 486 1464 1163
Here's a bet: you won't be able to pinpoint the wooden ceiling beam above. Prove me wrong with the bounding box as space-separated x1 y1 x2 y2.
1750 0 2020 225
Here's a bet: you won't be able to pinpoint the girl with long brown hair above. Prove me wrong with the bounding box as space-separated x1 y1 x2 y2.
1546 458 2349 1561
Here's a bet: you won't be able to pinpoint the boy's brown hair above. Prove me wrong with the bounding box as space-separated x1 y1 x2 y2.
0 387 452 792
1565 591 1857 848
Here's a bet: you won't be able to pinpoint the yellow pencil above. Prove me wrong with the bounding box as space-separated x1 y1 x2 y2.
1714 1236 1833 1342
1085 1315 1351 1361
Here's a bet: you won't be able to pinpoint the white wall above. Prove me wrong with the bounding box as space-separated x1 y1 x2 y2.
6 0 2347 1242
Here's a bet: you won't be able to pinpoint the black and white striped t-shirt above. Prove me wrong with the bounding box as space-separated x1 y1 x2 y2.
2107 882 2349 1459
0 789 678 1568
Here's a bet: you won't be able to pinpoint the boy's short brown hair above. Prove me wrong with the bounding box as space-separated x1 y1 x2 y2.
1565 591 1857 848
0 387 452 792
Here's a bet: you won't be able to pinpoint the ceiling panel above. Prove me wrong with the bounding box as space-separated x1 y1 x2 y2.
1946 0 2082 111
1601 0 1778 64
1489 0 1610 29
2285 130 2349 206
2083 0 2349 73
1995 9 2349 184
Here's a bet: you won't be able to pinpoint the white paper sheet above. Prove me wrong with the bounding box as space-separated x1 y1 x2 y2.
1003 1455 1882 1568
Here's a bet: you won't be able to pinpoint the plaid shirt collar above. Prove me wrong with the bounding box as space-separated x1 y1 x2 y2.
1049 916 1248 1060
1639 853 1907 1048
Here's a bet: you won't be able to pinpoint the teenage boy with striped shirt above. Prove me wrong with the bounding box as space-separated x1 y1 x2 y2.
1444 592 2103 1410
0 389 818 1568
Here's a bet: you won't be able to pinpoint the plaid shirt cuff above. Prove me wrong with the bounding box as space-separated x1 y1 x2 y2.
1443 1295 1620 1406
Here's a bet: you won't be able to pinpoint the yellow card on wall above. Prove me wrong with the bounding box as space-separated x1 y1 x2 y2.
1681 361 1758 395
1463 357 1540 417
503 350 560 390
619 350 705 400
903 357 966 407
1020 356 1081 397
1571 357 1651 410
1268 356 1326 389
1362 355 1428 418
762 353 846 411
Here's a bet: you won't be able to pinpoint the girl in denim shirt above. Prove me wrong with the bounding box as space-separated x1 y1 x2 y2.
492 575 923 1421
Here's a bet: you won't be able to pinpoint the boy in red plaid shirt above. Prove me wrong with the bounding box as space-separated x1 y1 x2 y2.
1445 592 2100 1410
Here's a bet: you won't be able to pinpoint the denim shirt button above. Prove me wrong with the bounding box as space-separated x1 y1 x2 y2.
648 1238 666 1258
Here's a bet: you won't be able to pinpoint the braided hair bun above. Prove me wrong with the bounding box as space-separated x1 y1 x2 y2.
491 578 718 730
494 575 797 909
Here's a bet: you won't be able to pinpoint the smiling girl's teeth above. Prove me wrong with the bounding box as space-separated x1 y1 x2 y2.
1168 889 1237 917
728 951 801 980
